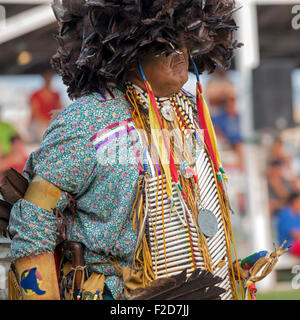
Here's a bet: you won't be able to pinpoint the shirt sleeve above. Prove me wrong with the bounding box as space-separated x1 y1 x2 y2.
8 100 98 260
277 208 295 248
26 101 98 195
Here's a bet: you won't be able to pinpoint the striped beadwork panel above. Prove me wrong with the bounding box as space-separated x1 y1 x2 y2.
145 147 233 300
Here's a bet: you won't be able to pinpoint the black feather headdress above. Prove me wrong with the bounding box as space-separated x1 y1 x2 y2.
51 0 241 99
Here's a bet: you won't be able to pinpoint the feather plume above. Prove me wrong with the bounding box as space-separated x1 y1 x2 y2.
0 169 28 205
0 169 28 237
50 0 242 99
129 268 226 300
0 220 9 237
0 199 11 236
0 200 11 220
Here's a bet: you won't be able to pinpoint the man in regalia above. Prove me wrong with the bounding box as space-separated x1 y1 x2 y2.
2 0 249 300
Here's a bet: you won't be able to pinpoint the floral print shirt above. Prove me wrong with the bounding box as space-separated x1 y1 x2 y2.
8 88 143 299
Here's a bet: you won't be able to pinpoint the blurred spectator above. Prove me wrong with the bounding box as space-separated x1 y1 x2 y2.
267 160 300 217
29 70 62 142
0 135 28 178
206 69 236 117
212 92 243 163
277 192 300 257
0 105 18 158
269 138 291 166
206 70 244 170
268 137 300 191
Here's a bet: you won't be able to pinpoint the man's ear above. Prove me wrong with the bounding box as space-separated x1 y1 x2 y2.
126 61 144 84
126 60 138 73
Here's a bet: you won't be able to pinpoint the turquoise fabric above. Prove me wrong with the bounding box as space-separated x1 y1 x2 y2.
8 89 143 300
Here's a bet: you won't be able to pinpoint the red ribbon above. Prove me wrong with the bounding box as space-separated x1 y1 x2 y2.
196 82 224 191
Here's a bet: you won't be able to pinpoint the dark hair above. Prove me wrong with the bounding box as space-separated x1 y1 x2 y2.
51 0 242 99
269 159 284 167
10 135 21 144
287 192 300 205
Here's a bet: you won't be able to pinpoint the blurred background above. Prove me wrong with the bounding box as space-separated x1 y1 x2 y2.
0 0 300 300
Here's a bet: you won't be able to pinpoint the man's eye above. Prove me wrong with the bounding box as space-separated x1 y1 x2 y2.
154 50 167 57
166 50 175 56
166 50 184 57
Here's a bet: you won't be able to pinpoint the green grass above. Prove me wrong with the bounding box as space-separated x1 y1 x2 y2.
256 290 300 300
237 286 300 300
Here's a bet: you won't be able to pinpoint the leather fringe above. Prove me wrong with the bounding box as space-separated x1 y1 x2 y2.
8 267 23 300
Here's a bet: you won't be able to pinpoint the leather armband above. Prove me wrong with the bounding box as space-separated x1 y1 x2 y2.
24 175 63 212
10 252 60 300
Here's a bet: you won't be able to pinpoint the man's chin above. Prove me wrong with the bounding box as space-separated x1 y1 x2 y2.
177 73 189 89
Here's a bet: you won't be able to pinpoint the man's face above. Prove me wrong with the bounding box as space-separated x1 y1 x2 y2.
43 71 54 87
270 164 283 176
128 47 189 97
292 197 300 213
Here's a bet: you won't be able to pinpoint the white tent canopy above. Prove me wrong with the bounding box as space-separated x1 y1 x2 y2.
0 1 55 45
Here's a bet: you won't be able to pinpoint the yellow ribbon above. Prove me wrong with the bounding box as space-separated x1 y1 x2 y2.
148 92 173 198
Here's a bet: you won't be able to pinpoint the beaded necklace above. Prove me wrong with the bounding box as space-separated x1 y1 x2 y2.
125 82 195 136
123 59 243 297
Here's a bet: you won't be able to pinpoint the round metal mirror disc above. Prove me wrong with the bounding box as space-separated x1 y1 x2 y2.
180 161 193 179
197 209 218 237
161 104 175 122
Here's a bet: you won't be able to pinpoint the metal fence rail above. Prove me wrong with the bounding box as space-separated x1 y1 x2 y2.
0 238 11 300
